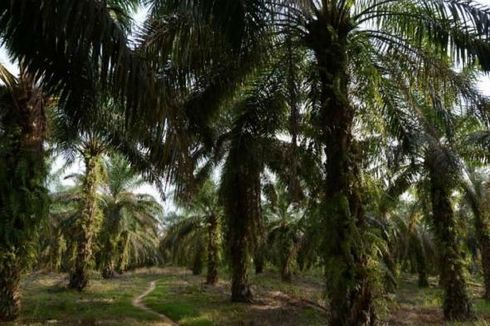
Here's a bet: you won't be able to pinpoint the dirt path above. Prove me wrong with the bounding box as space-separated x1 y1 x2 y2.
132 280 178 325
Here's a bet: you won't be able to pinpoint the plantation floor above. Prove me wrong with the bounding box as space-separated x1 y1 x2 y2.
10 267 490 325
7 267 327 325
385 274 490 325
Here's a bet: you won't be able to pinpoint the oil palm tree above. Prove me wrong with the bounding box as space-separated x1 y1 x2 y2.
0 0 160 128
160 213 207 275
98 154 163 278
64 135 105 290
0 66 49 321
140 6 317 300
389 201 437 288
454 111 490 302
140 1 490 322
280 2 490 323
52 95 125 290
374 66 482 319
218 69 292 302
161 180 222 284
263 181 306 282
461 165 490 301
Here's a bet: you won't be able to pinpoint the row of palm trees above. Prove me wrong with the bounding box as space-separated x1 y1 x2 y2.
3 0 490 324
38 155 162 280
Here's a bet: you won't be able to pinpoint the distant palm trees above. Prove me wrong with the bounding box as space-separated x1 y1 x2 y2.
161 180 222 285
41 154 162 279
99 155 162 278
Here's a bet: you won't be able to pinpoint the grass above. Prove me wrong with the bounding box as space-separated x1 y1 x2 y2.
386 274 490 325
9 267 327 325
8 269 164 325
144 274 326 326
14 266 490 325
142 269 327 326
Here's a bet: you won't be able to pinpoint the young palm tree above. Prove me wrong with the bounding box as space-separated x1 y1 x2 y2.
263 182 305 282
161 213 207 275
0 66 49 321
161 180 222 284
98 154 163 278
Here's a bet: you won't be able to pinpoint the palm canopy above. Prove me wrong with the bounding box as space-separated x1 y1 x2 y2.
0 0 162 129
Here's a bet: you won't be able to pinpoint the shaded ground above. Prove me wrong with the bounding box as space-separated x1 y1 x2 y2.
12 267 490 325
8 267 326 325
143 270 327 325
385 275 490 325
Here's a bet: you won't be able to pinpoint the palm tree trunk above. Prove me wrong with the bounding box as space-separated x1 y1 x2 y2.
254 217 266 275
281 255 292 283
474 207 490 300
47 232 63 272
191 249 204 275
206 213 219 285
0 75 47 321
254 251 265 274
429 170 472 321
230 235 253 302
306 19 375 325
0 252 21 322
480 237 490 300
417 263 429 288
69 152 100 291
225 146 261 303
115 233 129 273
415 240 429 288
101 209 120 279
101 239 116 279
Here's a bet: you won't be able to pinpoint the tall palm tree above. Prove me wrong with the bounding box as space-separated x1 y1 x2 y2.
217 65 303 301
375 65 482 319
140 1 490 322
276 2 490 323
51 94 122 290
426 145 473 319
98 154 163 278
65 136 105 290
139 4 317 301
0 66 48 321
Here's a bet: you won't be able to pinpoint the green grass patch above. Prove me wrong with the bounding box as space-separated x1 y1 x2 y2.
10 271 161 325
144 272 326 326
11 267 327 325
